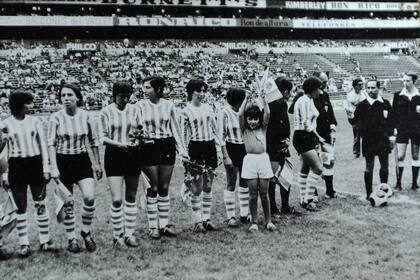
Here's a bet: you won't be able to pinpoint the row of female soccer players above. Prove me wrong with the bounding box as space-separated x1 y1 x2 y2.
0 75 330 259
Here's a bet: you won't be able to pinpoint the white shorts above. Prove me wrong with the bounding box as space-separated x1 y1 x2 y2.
241 153 274 179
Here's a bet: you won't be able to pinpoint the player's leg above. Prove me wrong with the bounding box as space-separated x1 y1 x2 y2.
123 175 140 247
190 172 205 233
364 156 375 200
301 150 323 210
378 153 389 184
78 177 97 252
143 165 160 239
269 161 280 217
247 179 259 231
157 164 176 236
224 164 238 227
108 176 125 246
410 143 419 190
396 142 408 190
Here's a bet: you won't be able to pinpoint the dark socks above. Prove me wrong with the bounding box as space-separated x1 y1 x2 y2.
323 175 334 196
268 182 279 214
364 172 373 199
280 186 290 211
379 169 388 184
412 166 419 186
396 167 404 186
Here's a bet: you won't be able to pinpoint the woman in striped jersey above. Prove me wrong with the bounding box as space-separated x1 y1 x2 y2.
0 90 56 258
181 79 220 233
291 77 324 212
219 88 250 228
99 81 142 248
138 76 188 239
48 84 102 253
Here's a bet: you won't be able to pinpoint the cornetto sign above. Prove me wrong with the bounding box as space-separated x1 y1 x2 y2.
5 0 266 7
66 43 98 52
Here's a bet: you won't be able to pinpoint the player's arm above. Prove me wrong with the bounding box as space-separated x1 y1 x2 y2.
47 115 59 179
239 92 250 131
36 118 50 180
169 104 188 160
87 113 102 180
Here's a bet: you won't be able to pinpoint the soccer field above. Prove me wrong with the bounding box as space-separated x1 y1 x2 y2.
1 110 419 280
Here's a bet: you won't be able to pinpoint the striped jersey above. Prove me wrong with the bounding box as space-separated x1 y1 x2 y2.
0 115 50 171
47 109 99 155
180 103 219 145
218 105 243 145
136 98 185 153
293 94 319 132
99 103 140 144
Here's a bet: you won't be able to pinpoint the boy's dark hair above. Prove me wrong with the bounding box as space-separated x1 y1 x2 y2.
274 78 293 94
142 76 165 98
226 88 245 107
406 73 418 83
302 77 323 95
59 84 84 107
352 78 363 88
244 105 263 129
112 81 133 102
9 89 34 116
186 79 208 101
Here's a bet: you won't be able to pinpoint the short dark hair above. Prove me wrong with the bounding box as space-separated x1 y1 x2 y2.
406 73 418 83
112 81 133 102
226 88 245 107
274 78 293 94
244 105 263 129
142 76 165 98
367 79 380 88
59 84 84 107
9 89 34 116
352 78 363 88
186 79 208 101
302 77 323 95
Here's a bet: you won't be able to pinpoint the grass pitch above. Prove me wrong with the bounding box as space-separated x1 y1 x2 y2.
1 110 419 280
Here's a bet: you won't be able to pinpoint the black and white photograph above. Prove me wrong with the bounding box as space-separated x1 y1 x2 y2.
0 0 419 279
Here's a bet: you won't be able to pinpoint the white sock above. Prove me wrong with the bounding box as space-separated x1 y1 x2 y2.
238 186 249 217
224 190 236 219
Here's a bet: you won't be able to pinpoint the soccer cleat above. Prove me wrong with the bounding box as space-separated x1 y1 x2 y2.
67 238 81 253
266 222 276 231
395 184 402 191
0 248 11 261
81 231 97 252
40 241 58 253
149 228 161 240
113 235 125 249
203 220 217 231
240 214 251 224
160 225 177 237
281 206 302 216
124 235 139 248
18 245 31 258
248 224 258 232
325 192 339 199
193 222 206 233
411 184 419 191
227 217 239 228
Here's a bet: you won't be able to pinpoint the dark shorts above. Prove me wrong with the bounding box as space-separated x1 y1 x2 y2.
104 146 141 177
142 137 176 166
8 155 46 202
293 130 318 155
396 131 420 145
188 140 218 170
226 142 246 170
57 153 93 188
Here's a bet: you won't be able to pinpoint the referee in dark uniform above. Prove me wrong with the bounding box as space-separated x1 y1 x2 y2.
313 72 338 198
267 78 299 216
349 79 395 199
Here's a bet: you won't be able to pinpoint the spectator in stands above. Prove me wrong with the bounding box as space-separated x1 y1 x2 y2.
345 78 366 158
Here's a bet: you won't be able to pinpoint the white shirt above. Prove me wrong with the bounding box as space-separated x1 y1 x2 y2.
346 88 367 113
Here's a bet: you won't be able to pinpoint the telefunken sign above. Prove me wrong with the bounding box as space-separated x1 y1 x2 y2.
4 0 266 7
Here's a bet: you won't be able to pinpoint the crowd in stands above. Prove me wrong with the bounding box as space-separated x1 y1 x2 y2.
0 39 419 114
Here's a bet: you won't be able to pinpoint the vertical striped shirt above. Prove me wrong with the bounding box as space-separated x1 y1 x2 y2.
218 105 243 145
136 98 185 153
293 94 319 132
0 115 50 171
180 103 219 146
99 103 140 144
47 109 99 155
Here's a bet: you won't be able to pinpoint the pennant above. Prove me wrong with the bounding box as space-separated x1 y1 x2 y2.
274 158 294 190
54 179 73 224
0 190 18 237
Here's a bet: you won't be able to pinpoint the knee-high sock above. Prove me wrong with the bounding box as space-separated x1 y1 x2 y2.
158 196 170 229
146 196 158 230
412 160 420 185
63 202 76 241
298 173 308 204
237 186 249 217
268 182 279 213
379 169 388 184
35 201 50 244
307 172 321 202
397 165 404 186
124 201 138 237
324 175 334 195
280 185 290 210
190 194 202 224
81 201 96 234
110 204 123 239
364 171 373 199
224 190 236 219
16 213 29 246
249 192 258 224
202 191 212 221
